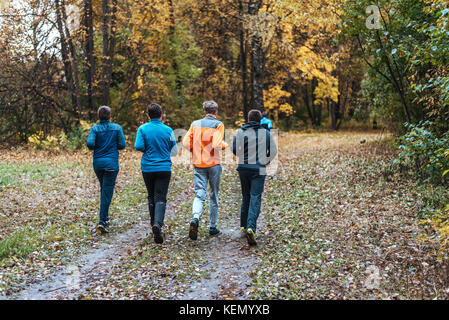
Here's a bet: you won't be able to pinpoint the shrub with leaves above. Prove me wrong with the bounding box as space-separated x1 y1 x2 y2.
27 121 92 151
396 121 449 184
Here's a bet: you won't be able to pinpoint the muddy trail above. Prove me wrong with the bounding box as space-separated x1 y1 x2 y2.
177 171 264 300
10 168 261 300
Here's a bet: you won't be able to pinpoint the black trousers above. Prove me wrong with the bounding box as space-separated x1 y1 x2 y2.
142 171 171 228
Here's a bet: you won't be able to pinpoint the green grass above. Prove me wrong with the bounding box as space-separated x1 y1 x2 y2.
0 163 62 190
0 229 38 261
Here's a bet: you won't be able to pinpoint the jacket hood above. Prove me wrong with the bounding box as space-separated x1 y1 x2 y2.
241 121 261 131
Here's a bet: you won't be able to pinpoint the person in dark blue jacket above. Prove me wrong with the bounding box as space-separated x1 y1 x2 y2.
135 103 178 244
86 106 126 234
232 109 277 246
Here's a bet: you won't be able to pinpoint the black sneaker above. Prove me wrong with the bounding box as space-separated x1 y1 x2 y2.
209 227 220 236
152 225 164 244
97 224 109 234
189 218 199 240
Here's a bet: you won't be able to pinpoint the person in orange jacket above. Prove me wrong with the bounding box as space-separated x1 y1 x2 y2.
182 101 228 240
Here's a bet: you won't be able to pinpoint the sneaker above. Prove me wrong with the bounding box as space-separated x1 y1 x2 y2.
97 224 109 234
189 218 199 240
246 228 257 246
152 225 164 244
209 227 220 236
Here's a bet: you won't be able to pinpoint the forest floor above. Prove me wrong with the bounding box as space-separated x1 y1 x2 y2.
1 132 448 300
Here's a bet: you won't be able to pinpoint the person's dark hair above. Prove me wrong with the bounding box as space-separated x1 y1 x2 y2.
148 103 162 119
98 106 111 120
203 100 219 115
248 109 262 122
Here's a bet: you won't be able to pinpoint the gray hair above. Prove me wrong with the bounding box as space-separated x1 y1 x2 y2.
203 100 218 115
98 106 111 120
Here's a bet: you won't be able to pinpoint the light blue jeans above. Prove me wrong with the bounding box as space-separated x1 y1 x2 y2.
192 165 222 228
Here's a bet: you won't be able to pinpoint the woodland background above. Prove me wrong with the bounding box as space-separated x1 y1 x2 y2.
0 0 447 139
1 0 449 299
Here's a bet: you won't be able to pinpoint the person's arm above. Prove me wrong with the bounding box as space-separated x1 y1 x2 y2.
170 130 178 157
182 125 194 152
267 131 278 163
134 127 145 152
212 123 228 150
232 134 237 156
117 126 126 150
86 127 96 150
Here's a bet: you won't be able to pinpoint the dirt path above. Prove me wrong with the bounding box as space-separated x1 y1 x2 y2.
178 188 262 300
11 170 261 300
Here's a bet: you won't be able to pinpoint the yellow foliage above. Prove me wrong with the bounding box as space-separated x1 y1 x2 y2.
28 132 62 151
423 204 449 258
264 85 294 116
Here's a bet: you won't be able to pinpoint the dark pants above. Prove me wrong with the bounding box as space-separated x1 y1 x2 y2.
238 170 266 232
142 171 171 228
95 169 118 226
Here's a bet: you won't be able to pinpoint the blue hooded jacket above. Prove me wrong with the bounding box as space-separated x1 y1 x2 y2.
260 116 273 130
134 119 178 173
86 120 126 171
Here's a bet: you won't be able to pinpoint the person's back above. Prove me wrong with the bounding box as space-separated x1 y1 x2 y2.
134 103 177 244
232 120 277 175
184 115 227 168
135 119 178 172
86 106 126 233
182 101 228 240
87 120 126 171
232 110 277 246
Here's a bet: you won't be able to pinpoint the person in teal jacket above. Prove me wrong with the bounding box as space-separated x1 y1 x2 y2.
260 113 273 131
135 103 178 244
86 106 126 233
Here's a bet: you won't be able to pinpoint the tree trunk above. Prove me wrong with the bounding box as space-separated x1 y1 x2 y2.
331 100 337 130
83 0 96 119
248 1 265 112
61 0 81 123
375 31 411 123
303 81 316 127
239 0 249 121
55 0 80 122
167 0 182 108
101 0 118 106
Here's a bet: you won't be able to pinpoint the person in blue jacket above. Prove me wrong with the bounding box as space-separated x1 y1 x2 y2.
86 106 126 234
260 113 273 131
135 103 178 244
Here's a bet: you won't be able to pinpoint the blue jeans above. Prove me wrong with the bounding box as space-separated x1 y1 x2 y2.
192 165 222 228
95 169 118 226
238 170 266 232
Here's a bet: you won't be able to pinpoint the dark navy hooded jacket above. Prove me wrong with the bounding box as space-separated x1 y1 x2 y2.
232 121 277 174
86 120 126 171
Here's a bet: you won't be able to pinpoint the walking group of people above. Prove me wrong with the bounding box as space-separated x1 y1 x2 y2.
86 101 277 246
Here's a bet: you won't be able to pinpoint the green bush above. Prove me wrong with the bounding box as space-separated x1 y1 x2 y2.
396 121 449 184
